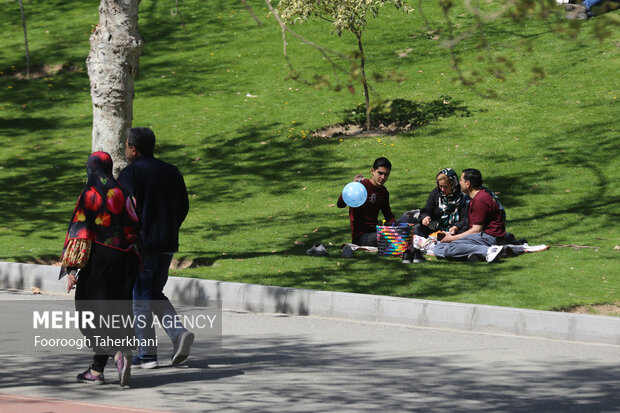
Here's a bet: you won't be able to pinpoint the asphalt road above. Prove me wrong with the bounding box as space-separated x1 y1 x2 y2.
1 290 619 412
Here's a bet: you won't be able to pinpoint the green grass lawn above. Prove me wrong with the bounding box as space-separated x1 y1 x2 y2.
0 0 618 312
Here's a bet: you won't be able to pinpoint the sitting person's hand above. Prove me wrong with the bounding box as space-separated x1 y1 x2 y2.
449 226 458 235
353 174 364 182
440 233 456 243
67 272 78 293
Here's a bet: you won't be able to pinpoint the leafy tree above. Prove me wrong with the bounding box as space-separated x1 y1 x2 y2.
274 0 618 126
436 0 619 94
277 0 409 130
86 0 617 163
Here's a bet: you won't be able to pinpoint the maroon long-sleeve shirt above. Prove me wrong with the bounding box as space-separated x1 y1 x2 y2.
337 178 395 243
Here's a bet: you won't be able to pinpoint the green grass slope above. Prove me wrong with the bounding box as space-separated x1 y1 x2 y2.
0 0 618 311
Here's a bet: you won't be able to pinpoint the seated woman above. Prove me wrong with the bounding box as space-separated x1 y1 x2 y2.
416 168 469 238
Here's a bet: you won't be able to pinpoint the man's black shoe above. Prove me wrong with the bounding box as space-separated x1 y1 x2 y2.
412 248 426 263
402 250 412 264
341 245 354 258
171 331 194 365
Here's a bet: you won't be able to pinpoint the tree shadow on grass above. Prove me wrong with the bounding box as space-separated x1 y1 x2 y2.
0 116 92 245
0 70 91 113
173 203 529 299
184 103 476 206
1 0 264 110
135 0 268 98
500 120 617 239
0 0 96 71
0 117 58 136
340 96 472 131
180 121 345 202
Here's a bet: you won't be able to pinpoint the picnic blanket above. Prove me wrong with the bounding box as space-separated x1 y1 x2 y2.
340 243 378 253
503 243 549 254
340 242 548 256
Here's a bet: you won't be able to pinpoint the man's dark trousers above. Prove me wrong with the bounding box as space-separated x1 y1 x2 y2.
133 253 188 360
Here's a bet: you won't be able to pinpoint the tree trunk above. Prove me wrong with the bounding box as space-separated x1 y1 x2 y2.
87 0 143 177
357 33 371 131
18 0 30 78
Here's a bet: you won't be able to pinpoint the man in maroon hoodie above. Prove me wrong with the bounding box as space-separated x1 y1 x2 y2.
337 157 395 248
432 168 505 263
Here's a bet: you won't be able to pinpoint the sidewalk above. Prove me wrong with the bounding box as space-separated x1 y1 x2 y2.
1 261 619 345
1 290 620 412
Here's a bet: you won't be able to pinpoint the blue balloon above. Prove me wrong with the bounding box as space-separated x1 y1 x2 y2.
342 181 367 208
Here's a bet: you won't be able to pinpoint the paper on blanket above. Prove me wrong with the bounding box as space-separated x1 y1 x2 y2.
341 243 378 253
522 244 549 252
504 243 549 254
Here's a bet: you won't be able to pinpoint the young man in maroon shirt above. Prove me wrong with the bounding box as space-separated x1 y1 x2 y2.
337 157 395 249
432 168 505 263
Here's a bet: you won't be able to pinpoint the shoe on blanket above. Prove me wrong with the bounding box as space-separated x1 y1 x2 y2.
306 243 328 256
467 253 484 263
486 246 504 263
341 245 354 258
401 250 412 264
412 248 426 263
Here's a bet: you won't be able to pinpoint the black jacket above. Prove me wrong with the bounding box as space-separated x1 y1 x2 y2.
419 187 469 232
118 155 189 253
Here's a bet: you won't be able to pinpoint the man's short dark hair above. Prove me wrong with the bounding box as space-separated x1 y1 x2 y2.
128 127 156 155
462 168 483 189
373 157 392 171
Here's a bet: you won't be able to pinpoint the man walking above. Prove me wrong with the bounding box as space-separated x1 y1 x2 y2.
431 168 505 263
119 127 193 368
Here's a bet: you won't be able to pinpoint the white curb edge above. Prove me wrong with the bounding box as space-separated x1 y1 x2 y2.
1 261 618 345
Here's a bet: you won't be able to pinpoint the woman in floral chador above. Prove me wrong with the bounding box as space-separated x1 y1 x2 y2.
60 151 142 387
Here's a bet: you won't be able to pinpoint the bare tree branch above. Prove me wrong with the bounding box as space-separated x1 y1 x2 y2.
265 0 353 85
240 0 263 25
173 0 188 33
18 0 30 78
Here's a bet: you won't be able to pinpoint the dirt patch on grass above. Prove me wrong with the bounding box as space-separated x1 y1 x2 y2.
170 257 213 269
2 63 83 79
312 123 415 138
565 303 620 317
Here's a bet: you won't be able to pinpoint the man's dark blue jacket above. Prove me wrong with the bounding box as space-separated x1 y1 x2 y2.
118 155 189 253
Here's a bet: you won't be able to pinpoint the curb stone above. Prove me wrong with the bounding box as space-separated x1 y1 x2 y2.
1 261 618 346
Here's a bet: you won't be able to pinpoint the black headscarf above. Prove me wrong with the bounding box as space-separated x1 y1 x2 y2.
436 168 464 229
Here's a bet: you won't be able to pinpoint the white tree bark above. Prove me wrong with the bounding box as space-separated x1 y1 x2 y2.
87 0 143 177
